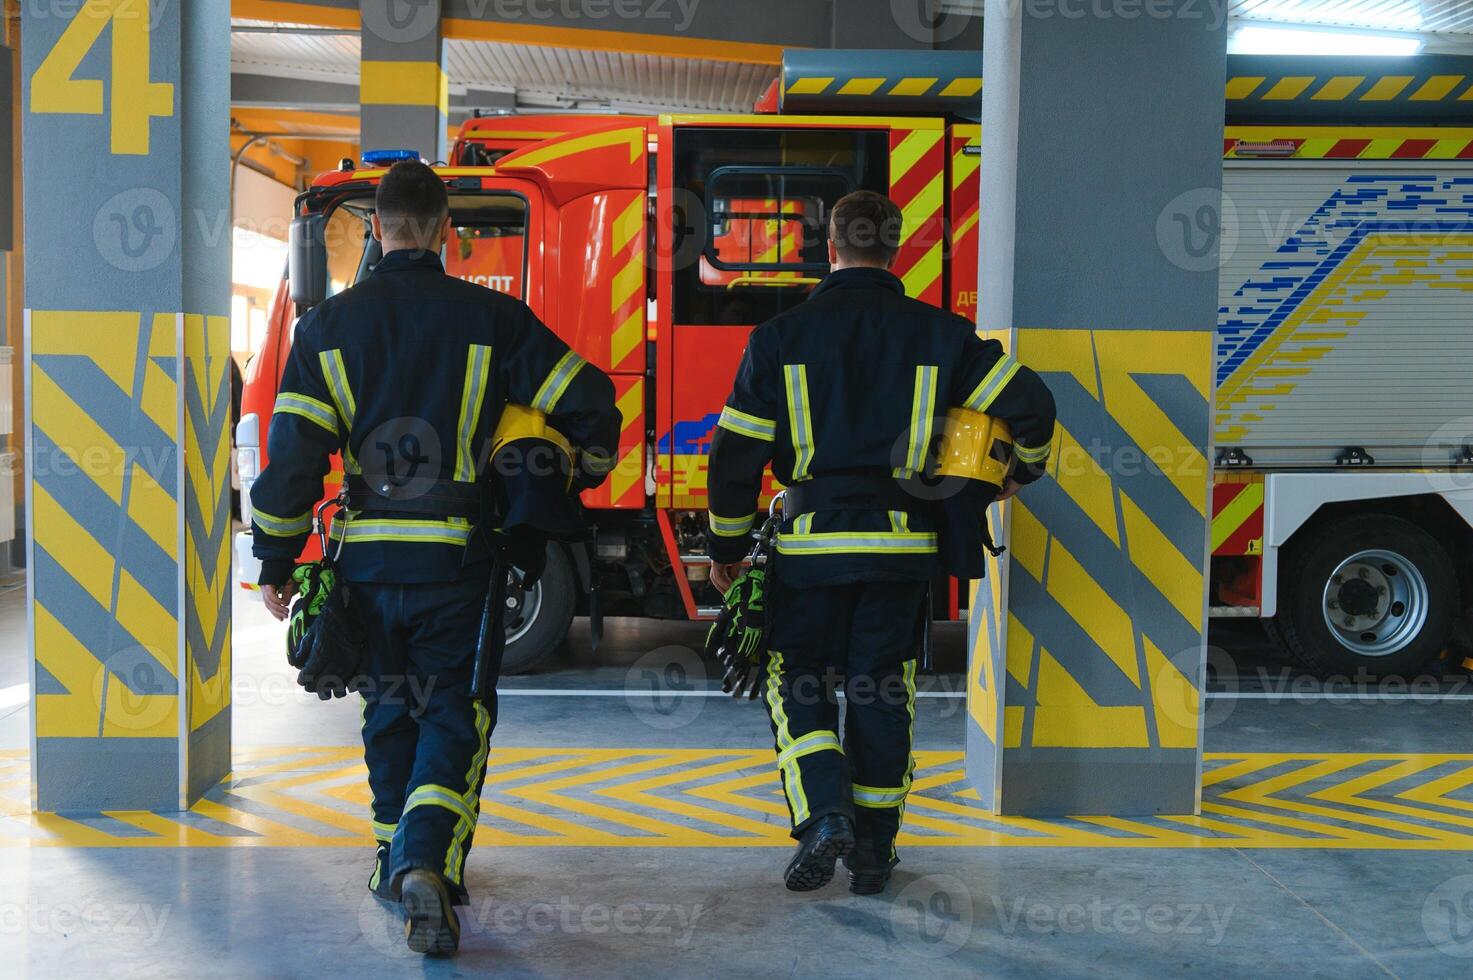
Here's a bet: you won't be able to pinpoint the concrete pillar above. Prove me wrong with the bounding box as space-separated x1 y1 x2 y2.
967 4 1225 815
22 0 232 811
360 0 448 163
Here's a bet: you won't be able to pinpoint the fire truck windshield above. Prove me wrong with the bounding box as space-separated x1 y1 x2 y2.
320 191 530 300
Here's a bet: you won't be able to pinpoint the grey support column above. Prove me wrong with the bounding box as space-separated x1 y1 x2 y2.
967 3 1225 815
360 0 447 163
22 0 232 811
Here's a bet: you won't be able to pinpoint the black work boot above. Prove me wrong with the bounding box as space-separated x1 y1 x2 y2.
369 844 397 902
844 836 899 895
784 814 856 892
400 869 461 955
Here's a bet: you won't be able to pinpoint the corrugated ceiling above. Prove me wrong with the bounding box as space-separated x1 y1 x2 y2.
231 20 776 113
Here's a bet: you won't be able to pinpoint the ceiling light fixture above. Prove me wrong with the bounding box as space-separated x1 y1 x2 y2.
1230 25 1424 57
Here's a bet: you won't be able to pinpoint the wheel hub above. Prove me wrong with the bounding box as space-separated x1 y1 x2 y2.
1321 549 1428 657
503 570 543 646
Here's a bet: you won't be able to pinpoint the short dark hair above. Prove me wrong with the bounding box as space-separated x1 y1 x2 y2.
829 190 904 266
375 160 449 244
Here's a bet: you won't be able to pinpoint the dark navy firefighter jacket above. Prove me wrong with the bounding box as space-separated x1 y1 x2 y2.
250 250 621 585
706 267 1057 588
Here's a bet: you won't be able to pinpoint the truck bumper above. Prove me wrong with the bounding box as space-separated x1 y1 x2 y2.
235 531 262 596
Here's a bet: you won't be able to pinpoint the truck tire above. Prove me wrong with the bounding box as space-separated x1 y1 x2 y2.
1269 514 1457 678
501 544 576 676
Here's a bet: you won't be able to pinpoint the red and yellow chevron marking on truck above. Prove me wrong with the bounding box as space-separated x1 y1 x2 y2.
889 123 946 307
1211 479 1265 557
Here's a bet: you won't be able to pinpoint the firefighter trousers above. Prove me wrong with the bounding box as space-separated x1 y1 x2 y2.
763 572 928 866
354 569 496 905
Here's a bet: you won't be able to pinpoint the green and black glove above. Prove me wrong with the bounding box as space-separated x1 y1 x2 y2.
705 567 770 700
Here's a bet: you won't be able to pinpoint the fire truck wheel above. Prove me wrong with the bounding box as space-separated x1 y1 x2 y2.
501 544 575 675
1270 514 1458 679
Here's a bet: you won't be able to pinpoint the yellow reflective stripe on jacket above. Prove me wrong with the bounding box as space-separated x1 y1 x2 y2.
853 784 909 808
455 344 494 482
319 349 360 473
717 405 777 442
254 508 312 538
532 350 587 414
331 517 474 547
964 354 1020 413
404 783 477 825
784 364 815 481
275 392 338 437
583 448 616 475
708 511 756 538
775 531 937 556
897 364 939 477
1015 441 1050 464
888 511 909 533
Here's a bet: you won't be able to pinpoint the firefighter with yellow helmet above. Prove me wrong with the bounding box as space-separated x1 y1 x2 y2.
707 190 1056 896
250 161 619 955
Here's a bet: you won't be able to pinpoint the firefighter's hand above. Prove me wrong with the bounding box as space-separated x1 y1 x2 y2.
996 478 1022 502
709 561 745 595
263 580 300 622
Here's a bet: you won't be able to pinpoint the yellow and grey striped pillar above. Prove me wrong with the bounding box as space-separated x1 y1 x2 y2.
969 5 1224 815
360 0 448 163
22 0 232 811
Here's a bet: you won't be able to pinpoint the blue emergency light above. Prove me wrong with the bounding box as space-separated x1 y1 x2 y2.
361 149 422 166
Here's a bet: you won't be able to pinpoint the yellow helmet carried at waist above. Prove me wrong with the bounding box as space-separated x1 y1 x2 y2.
931 407 1016 489
492 404 576 493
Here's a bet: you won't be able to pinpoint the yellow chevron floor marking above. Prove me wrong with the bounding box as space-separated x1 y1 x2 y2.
7 750 1473 849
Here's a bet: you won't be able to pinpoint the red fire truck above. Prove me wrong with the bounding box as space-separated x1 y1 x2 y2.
239 51 1473 678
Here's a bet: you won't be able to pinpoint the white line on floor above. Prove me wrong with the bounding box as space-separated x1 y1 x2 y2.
499 688 967 698
0 684 29 710
1207 691 1473 702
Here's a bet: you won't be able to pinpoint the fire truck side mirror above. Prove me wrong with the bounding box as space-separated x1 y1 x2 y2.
289 214 329 309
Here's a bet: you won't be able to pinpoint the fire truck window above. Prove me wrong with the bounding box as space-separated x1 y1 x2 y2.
323 206 369 297
673 127 889 326
443 194 530 300
323 192 530 300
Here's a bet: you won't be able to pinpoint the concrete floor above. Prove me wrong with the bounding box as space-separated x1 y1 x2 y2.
4 588 1473 977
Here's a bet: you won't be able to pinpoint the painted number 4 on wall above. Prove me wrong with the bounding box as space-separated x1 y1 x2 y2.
30 0 175 156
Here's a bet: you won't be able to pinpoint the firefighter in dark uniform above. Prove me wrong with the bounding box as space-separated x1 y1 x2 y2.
707 190 1056 895
251 161 620 954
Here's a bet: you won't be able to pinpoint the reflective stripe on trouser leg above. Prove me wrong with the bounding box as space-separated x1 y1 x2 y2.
361 693 416 858
443 700 492 885
763 648 844 831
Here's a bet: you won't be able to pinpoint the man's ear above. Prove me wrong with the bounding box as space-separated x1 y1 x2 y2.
827 240 839 267
440 212 453 247
370 212 384 244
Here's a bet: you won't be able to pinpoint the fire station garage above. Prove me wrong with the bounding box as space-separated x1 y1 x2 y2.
5 0 1473 974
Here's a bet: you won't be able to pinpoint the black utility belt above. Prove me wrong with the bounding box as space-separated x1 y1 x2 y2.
782 474 933 520
344 475 483 519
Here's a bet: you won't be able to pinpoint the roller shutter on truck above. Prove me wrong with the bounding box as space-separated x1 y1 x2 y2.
1216 161 1473 468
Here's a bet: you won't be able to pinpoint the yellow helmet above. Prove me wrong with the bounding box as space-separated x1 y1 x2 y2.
931 407 1016 489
